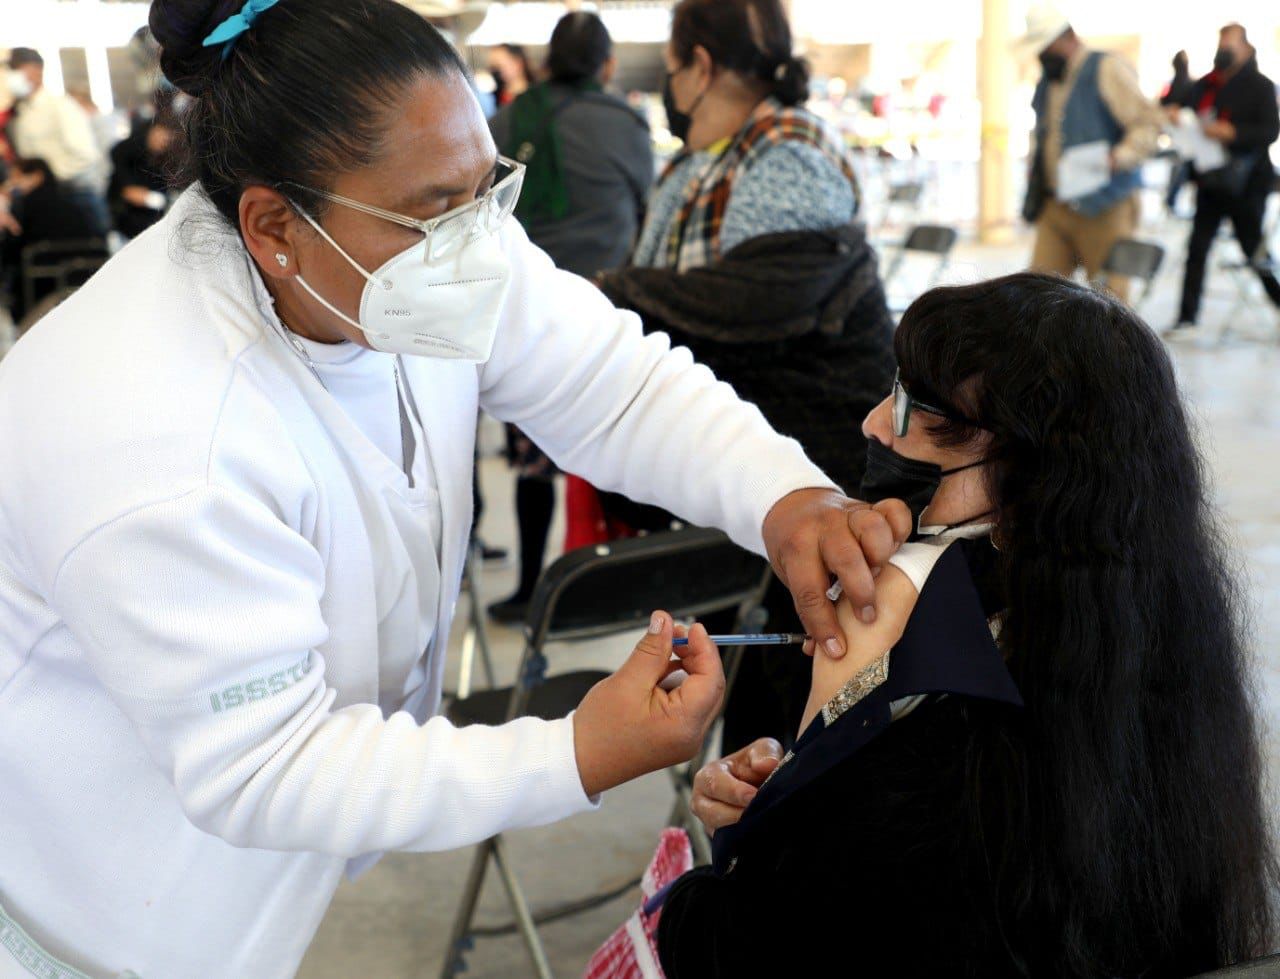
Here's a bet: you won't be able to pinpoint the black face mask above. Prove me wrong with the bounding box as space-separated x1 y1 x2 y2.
1039 50 1068 82
1213 48 1235 72
662 71 704 144
858 438 986 534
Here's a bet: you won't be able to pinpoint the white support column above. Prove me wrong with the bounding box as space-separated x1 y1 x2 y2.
978 0 1014 244
39 45 65 96
81 0 114 113
84 46 113 113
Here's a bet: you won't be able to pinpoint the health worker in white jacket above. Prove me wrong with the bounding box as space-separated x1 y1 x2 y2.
0 0 910 975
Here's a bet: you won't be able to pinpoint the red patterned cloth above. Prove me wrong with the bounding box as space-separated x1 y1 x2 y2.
582 828 693 979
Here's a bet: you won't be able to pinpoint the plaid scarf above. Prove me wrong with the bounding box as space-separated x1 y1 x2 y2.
659 97 859 271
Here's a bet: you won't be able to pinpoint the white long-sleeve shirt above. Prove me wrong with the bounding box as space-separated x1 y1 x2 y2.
9 87 102 186
0 188 834 978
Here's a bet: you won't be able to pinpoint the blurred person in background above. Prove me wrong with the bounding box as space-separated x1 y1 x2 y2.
65 88 124 219
1019 5 1163 301
5 48 109 236
1163 49 1195 107
108 99 180 239
1170 24 1280 337
1160 51 1195 214
487 11 654 624
67 87 130 162
491 13 652 280
488 43 533 109
0 158 101 321
0 81 15 168
595 0 895 752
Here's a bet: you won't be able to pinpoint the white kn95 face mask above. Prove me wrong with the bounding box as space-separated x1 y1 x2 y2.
287 156 524 362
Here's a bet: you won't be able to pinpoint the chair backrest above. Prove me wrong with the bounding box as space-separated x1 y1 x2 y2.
902 224 958 256
525 527 770 647
888 181 924 205
20 238 109 314
1102 238 1165 283
20 237 109 272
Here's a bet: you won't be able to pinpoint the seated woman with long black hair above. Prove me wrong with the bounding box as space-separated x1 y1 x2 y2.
656 272 1277 977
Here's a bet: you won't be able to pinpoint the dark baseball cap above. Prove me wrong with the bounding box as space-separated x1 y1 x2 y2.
7 48 45 69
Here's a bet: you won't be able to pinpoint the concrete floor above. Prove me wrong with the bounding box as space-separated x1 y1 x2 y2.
296 207 1280 979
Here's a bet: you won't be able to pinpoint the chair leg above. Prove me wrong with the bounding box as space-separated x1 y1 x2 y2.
470 584 497 688
456 625 478 702
455 553 498 701
492 834 555 979
438 839 494 979
927 255 951 288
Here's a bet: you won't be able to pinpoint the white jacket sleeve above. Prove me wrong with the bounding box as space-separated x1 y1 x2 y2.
51 485 596 857
479 226 837 556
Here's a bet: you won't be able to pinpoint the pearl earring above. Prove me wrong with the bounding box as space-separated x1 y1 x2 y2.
275 253 289 268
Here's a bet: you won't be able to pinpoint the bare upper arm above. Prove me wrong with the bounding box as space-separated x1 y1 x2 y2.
802 565 920 731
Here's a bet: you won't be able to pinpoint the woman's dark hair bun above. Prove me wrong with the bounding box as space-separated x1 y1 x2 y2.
149 0 242 97
671 0 809 106
547 11 613 84
770 54 810 106
151 0 467 228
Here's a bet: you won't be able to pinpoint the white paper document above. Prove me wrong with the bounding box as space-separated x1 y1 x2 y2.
1056 140 1112 202
1169 108 1228 173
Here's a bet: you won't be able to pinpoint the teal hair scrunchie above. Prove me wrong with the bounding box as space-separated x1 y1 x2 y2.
202 0 282 59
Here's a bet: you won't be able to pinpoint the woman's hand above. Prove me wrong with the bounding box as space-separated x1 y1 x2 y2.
762 489 912 658
689 737 784 834
573 612 725 798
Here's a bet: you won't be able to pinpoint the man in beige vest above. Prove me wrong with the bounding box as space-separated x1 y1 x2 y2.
1018 5 1163 301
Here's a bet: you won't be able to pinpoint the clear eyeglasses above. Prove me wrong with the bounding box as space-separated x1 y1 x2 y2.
295 155 526 263
891 370 977 437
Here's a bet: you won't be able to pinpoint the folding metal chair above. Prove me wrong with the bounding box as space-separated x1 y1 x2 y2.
663 578 770 867
439 526 772 979
886 180 924 218
1095 238 1166 309
882 223 960 316
20 238 108 317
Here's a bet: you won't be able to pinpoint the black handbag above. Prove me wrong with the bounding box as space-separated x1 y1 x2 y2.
1022 147 1048 223
1196 152 1259 197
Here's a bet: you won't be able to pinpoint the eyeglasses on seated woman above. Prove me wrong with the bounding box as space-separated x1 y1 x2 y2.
653 271 1278 978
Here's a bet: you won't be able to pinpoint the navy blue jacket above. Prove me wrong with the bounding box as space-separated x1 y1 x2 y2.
655 541 1219 977
657 541 1028 977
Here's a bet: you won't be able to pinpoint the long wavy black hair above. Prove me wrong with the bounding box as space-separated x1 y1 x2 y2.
896 272 1276 975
